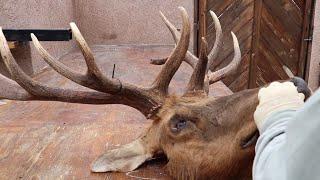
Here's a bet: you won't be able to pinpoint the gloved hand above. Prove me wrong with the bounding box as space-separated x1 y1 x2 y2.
254 81 305 131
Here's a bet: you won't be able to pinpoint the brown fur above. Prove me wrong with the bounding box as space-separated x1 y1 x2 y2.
136 89 260 179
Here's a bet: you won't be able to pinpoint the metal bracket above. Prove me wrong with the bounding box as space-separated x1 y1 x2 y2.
3 29 72 42
194 22 199 30
304 38 313 42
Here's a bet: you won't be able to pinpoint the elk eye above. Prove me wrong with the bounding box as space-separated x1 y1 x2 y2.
169 115 191 133
176 120 187 130
170 118 187 133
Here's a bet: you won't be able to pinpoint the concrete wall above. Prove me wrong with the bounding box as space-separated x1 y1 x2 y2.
73 0 194 47
308 0 320 90
0 0 74 75
0 0 194 76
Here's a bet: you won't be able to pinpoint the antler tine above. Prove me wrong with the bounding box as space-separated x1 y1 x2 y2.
33 23 153 98
186 37 209 94
0 73 33 100
0 27 122 104
151 7 190 95
208 32 241 84
0 71 126 104
159 9 198 68
33 23 122 93
70 23 122 93
31 34 104 92
159 11 180 43
207 10 223 70
0 27 47 97
157 10 223 70
1 27 162 116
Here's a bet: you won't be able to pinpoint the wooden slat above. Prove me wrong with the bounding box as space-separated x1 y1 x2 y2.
260 18 298 72
202 0 311 90
258 38 290 80
225 51 251 91
207 0 253 30
249 0 262 88
198 0 208 54
207 0 234 16
263 0 303 39
298 0 314 77
216 31 252 71
254 0 306 86
212 18 253 70
261 5 299 51
229 68 250 91
205 0 254 91
293 0 306 12
207 1 254 44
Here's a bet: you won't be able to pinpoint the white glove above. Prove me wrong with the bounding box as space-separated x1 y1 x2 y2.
254 81 305 131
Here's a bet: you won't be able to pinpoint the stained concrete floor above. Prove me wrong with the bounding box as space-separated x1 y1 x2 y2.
0 45 232 179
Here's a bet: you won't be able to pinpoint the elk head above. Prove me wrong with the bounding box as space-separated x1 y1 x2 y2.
0 7 311 180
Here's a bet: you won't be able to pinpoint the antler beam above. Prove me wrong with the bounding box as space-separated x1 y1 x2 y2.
0 6 240 117
186 37 209 94
151 7 191 95
156 10 241 86
0 7 193 117
208 32 241 84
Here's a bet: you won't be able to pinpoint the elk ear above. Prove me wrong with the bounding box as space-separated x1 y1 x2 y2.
91 139 153 172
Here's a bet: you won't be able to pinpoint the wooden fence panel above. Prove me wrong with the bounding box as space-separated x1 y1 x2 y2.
201 0 314 91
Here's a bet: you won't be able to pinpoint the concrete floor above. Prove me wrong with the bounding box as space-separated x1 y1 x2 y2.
0 45 231 179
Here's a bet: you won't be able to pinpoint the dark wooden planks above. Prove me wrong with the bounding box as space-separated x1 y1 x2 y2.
202 0 312 91
207 0 234 16
226 51 251 91
255 0 306 86
249 0 263 88
259 17 298 73
293 0 306 12
298 0 315 77
201 0 311 90
206 0 254 91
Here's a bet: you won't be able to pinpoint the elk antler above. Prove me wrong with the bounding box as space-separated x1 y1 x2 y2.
0 7 191 117
208 32 241 84
186 37 209 94
0 27 158 114
156 10 241 86
151 7 190 95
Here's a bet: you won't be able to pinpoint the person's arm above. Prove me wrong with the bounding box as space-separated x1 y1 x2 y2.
253 82 305 180
286 89 320 180
253 110 294 180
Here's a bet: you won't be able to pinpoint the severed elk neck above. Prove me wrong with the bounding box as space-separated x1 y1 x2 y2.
0 6 310 180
